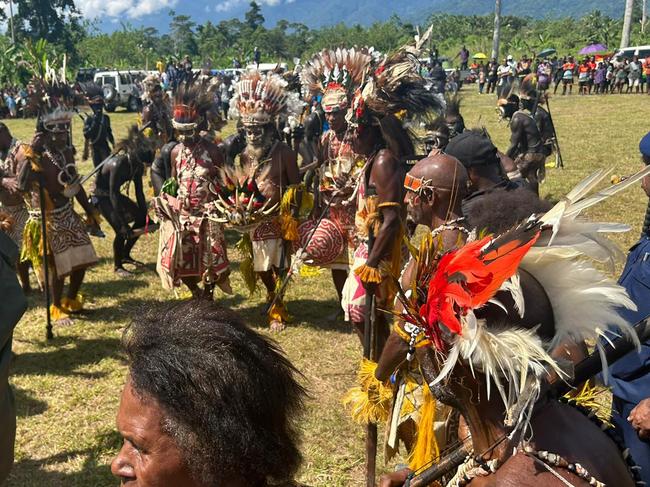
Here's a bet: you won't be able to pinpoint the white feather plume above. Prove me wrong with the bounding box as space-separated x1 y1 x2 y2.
520 248 639 381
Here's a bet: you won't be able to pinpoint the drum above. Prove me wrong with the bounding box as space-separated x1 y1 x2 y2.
296 218 345 266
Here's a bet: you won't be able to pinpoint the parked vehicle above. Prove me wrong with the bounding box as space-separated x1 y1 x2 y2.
614 45 650 60
93 70 142 112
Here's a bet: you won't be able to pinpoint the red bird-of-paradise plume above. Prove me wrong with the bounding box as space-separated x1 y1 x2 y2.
420 221 541 348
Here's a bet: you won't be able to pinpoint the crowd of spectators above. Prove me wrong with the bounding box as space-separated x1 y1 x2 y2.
470 53 650 96
0 86 33 119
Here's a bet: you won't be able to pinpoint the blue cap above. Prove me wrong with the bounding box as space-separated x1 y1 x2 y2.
641 131 650 158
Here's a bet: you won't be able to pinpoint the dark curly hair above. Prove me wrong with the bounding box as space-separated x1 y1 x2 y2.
122 300 307 486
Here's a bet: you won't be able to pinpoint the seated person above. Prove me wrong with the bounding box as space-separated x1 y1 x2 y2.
112 300 307 487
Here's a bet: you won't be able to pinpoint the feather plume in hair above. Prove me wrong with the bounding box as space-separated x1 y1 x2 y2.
348 26 442 125
114 124 156 159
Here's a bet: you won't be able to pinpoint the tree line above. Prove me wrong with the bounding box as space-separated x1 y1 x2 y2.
0 0 648 83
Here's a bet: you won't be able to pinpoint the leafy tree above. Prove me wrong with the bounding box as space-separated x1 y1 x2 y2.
169 12 198 57
245 1 265 31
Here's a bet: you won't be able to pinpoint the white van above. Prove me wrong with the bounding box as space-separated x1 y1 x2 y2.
614 45 650 60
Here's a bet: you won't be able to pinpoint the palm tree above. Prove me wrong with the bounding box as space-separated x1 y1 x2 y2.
491 0 502 60
621 0 634 48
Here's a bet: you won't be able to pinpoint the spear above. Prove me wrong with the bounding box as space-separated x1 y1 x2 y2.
37 177 53 340
363 185 378 487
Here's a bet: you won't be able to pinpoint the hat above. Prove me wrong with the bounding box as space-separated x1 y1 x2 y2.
507 54 513 60
640 131 650 159
444 131 499 168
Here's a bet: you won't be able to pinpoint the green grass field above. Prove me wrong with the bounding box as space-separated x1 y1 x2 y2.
5 88 650 486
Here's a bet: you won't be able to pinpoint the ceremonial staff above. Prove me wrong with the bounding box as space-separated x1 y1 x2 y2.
404 317 650 486
544 95 564 169
37 176 53 340
363 185 378 487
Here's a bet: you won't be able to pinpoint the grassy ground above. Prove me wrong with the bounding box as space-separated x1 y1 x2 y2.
4 88 649 486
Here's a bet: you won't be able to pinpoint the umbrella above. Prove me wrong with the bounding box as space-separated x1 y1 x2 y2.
473 52 487 60
579 44 607 55
537 48 556 58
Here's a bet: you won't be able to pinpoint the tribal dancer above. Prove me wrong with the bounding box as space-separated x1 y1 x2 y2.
93 125 156 276
153 80 231 299
81 83 114 168
300 48 374 308
141 74 173 144
373 164 650 486
340 35 442 344
505 74 546 194
229 72 302 331
0 123 30 292
17 74 101 325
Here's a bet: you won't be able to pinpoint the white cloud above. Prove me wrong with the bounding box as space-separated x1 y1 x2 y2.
215 0 285 13
76 0 178 19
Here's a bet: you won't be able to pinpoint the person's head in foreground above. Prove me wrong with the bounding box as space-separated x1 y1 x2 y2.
112 300 306 487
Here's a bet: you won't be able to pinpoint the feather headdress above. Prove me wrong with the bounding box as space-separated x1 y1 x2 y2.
301 47 375 113
141 74 162 102
233 71 290 126
172 75 220 131
349 26 442 126
21 51 75 132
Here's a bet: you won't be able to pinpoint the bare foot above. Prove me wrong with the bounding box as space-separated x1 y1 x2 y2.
269 320 286 333
54 316 74 327
115 268 133 278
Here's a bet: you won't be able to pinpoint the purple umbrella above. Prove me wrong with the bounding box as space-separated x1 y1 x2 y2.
579 44 608 55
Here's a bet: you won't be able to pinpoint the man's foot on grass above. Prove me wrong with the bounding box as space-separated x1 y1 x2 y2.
122 257 146 268
115 268 133 278
269 320 286 333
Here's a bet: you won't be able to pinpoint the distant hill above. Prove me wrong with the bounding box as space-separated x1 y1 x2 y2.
103 0 626 31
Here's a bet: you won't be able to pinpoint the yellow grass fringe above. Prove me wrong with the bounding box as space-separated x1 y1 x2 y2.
235 234 257 295
279 213 299 242
61 295 84 314
355 264 383 284
408 381 439 472
342 359 393 424
21 217 44 269
564 380 612 427
50 304 70 322
279 184 312 241
268 301 290 325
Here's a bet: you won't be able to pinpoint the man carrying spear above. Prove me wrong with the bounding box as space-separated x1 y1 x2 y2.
16 72 101 326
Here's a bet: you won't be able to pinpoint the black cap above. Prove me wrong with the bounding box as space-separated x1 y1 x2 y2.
445 131 500 168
